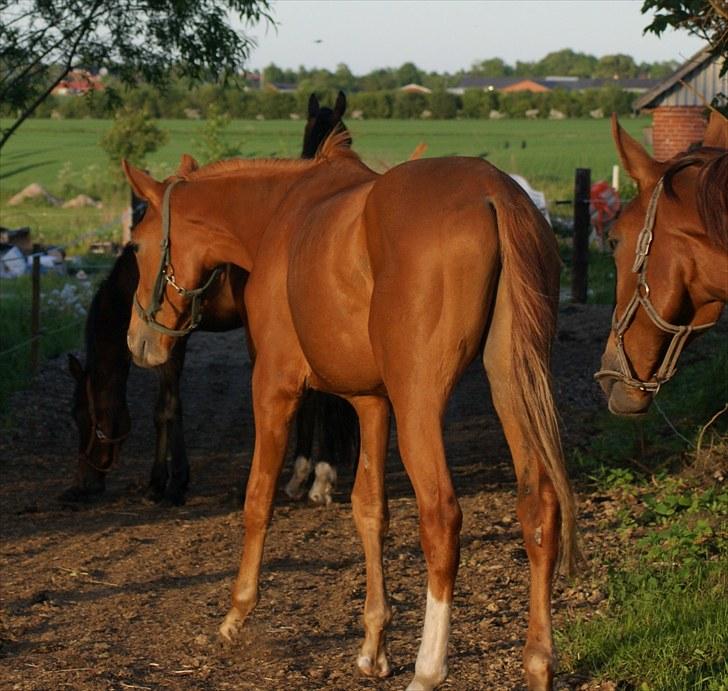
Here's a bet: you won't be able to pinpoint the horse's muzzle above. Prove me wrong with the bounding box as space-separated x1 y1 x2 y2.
127 319 170 368
597 352 653 417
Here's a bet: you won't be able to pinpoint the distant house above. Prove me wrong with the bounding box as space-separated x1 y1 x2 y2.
633 47 727 160
51 69 104 96
400 83 432 95
449 75 658 96
264 82 298 93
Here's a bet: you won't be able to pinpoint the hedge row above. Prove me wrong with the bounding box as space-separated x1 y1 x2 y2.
26 84 637 121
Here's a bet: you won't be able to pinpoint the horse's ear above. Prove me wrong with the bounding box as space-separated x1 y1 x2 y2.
68 353 84 382
308 93 320 119
177 153 199 176
121 160 164 206
703 110 728 149
611 113 661 189
334 90 347 119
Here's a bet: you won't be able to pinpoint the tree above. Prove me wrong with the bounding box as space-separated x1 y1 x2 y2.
195 104 241 163
0 0 273 149
642 0 728 74
100 107 167 175
594 54 639 79
470 58 513 77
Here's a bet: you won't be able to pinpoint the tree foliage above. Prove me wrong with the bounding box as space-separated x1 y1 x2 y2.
642 0 728 74
0 0 272 148
99 107 167 174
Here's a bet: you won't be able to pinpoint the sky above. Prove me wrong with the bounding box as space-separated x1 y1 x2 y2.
244 0 706 74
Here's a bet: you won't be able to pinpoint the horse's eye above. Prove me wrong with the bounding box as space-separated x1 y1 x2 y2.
607 236 619 252
130 242 140 253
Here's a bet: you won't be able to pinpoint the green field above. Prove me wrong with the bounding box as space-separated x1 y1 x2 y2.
0 117 650 247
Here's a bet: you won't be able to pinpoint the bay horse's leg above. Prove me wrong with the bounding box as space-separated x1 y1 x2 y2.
348 395 391 678
149 335 189 505
220 361 301 640
483 298 559 690
284 389 314 500
309 393 360 506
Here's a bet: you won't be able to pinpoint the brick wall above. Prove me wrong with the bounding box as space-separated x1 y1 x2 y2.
651 106 707 161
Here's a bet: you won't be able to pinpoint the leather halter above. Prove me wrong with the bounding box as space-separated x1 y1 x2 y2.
594 178 718 393
79 377 130 473
133 179 222 338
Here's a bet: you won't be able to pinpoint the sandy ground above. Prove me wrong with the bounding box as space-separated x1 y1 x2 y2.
1 304 629 690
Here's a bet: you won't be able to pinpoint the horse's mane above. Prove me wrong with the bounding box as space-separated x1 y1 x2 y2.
184 129 360 182
663 147 728 253
84 245 137 370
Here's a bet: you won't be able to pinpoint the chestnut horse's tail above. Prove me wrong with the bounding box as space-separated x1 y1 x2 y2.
488 184 579 575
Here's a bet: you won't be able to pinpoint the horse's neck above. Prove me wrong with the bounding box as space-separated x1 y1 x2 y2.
186 169 304 270
698 243 728 305
85 250 135 393
191 162 371 270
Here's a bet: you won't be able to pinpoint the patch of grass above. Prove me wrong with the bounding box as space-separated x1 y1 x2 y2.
558 240 615 305
561 324 728 689
558 480 728 690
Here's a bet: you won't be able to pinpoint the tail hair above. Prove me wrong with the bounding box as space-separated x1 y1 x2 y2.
489 182 579 575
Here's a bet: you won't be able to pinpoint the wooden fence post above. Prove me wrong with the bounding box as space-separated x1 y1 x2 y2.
30 244 41 374
571 168 591 303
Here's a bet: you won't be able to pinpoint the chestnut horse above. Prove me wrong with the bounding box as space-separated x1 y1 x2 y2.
596 113 728 415
64 97 355 504
124 134 577 690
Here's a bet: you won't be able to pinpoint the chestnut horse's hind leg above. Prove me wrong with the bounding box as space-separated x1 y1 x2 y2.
483 302 559 690
149 336 189 505
348 395 392 678
220 360 301 641
392 398 462 691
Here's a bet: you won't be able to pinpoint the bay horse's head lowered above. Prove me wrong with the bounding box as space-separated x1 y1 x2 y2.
596 112 728 416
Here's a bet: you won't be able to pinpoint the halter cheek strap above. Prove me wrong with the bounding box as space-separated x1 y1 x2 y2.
594 178 717 393
133 179 223 338
80 377 130 474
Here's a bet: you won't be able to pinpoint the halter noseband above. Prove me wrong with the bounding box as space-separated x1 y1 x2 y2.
133 179 222 338
594 177 717 394
79 377 130 474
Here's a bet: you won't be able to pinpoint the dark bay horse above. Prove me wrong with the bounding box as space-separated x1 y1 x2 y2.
124 134 577 690
596 113 727 415
65 96 355 504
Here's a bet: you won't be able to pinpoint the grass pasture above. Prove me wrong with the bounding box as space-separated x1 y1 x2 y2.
1 116 650 226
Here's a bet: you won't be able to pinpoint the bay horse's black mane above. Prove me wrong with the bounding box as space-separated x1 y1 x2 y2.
83 245 137 371
663 146 728 253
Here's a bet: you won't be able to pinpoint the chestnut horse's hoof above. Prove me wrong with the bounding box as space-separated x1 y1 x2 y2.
219 608 247 642
357 651 391 678
405 675 443 691
524 644 554 691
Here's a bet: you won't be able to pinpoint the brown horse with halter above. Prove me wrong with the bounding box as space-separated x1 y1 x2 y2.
596 112 727 415
123 134 577 690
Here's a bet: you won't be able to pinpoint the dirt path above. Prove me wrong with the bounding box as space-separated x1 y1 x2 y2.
1 304 614 690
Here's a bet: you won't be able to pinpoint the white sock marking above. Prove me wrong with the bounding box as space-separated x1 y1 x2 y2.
408 588 450 689
284 455 311 500
308 461 337 506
